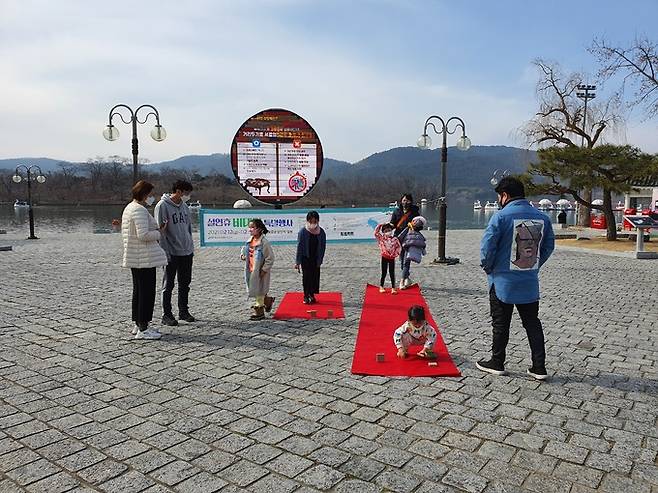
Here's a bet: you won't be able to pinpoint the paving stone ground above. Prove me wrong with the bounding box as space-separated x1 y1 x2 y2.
1 229 657 492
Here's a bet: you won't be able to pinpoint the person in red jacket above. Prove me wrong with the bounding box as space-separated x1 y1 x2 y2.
374 222 402 294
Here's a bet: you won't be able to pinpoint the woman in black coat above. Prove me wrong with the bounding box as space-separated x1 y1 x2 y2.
389 193 420 275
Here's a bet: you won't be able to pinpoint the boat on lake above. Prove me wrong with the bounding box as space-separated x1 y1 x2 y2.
188 200 202 210
13 200 29 210
484 201 499 210
473 200 482 210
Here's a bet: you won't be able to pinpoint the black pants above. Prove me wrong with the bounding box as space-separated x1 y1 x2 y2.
301 258 320 297
489 285 546 368
131 268 156 327
380 257 396 287
162 254 193 316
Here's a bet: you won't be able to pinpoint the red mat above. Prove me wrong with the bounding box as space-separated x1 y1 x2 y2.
273 292 345 320
350 284 461 377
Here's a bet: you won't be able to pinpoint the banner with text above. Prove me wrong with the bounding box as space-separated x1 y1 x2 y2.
200 208 391 246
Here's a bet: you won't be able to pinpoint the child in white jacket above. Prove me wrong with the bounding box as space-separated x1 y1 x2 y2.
393 305 437 358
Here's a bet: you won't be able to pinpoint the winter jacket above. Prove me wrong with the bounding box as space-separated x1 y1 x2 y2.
393 321 437 349
241 236 275 297
296 227 326 267
121 201 168 269
154 194 194 258
390 204 420 236
399 227 426 263
374 224 401 259
480 198 555 304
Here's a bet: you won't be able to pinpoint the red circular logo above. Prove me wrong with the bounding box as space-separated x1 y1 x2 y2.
289 172 307 193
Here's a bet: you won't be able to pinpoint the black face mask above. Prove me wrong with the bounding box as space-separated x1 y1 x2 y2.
402 203 410 210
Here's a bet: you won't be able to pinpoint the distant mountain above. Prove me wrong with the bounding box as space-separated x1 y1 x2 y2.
0 146 536 192
345 145 536 185
0 157 74 173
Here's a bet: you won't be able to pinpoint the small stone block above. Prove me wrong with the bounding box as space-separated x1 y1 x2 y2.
428 362 438 367
376 353 385 362
307 310 317 318
327 310 334 318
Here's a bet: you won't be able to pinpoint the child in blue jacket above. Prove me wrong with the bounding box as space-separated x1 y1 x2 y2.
397 216 427 289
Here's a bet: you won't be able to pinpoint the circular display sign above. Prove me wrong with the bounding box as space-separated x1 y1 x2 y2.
230 108 324 206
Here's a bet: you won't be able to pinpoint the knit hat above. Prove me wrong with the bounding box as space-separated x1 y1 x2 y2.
413 216 427 227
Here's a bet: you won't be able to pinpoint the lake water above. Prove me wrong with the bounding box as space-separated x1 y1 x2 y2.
1 201 621 235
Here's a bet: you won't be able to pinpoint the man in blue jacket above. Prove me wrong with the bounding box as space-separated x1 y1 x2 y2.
478 177 555 380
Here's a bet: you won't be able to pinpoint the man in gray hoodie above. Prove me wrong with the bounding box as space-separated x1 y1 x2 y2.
154 180 196 326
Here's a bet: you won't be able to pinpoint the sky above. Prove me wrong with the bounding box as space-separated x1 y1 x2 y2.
1 0 657 164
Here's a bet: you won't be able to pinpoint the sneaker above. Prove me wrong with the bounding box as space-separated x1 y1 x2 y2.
302 296 310 305
135 329 162 340
399 280 405 290
264 296 275 313
131 323 139 335
162 314 178 326
379 287 386 293
391 288 398 295
404 278 411 288
179 312 196 323
476 359 506 376
309 294 317 304
527 366 548 381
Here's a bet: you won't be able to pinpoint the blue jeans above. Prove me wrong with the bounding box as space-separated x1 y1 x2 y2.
401 250 412 280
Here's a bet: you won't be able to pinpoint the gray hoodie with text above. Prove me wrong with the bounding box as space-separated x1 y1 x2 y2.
154 194 194 258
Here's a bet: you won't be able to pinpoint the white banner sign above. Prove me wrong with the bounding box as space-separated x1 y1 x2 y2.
200 207 391 246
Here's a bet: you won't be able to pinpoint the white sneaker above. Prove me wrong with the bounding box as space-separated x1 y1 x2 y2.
132 323 139 335
399 280 405 290
134 329 162 340
404 278 411 288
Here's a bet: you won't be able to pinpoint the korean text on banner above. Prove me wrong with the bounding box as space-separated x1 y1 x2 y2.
200 208 391 246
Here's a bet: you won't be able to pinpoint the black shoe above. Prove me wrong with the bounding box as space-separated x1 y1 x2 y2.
476 359 506 376
309 295 317 304
161 314 179 326
179 312 196 323
527 366 548 381
302 296 311 304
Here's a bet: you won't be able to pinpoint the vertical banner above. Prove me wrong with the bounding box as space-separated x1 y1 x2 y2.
200 208 391 246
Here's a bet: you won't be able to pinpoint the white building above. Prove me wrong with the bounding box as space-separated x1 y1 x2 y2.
624 176 658 211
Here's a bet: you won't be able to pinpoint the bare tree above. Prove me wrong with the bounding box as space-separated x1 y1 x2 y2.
520 59 625 226
591 37 658 118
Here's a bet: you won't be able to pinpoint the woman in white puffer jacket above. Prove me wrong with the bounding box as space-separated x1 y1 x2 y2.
121 180 168 340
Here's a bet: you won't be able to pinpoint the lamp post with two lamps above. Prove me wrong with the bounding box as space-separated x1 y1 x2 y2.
12 165 46 240
416 116 471 265
103 104 167 184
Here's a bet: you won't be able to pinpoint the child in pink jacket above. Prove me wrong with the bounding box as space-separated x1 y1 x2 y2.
375 223 402 294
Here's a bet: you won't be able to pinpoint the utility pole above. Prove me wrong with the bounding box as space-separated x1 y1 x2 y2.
576 84 596 227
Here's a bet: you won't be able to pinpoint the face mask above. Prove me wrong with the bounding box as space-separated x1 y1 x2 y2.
385 230 395 237
306 222 318 230
145 196 155 206
402 202 410 210
182 194 191 202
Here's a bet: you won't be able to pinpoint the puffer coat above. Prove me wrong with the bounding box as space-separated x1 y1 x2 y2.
121 201 168 269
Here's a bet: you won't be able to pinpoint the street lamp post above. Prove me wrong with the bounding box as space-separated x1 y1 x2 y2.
103 104 167 184
12 165 47 240
417 116 471 265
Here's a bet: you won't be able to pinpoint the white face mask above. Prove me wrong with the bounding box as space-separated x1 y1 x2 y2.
145 196 155 206
182 194 191 202
385 230 395 237
306 222 319 230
